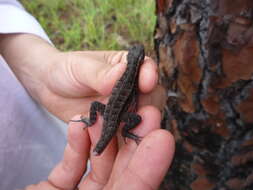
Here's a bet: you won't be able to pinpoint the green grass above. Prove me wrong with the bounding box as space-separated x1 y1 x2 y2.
20 0 156 53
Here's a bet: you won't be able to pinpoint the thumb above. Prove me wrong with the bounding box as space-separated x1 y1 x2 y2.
47 51 127 98
69 51 127 96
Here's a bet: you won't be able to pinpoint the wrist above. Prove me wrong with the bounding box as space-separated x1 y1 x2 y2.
0 33 59 102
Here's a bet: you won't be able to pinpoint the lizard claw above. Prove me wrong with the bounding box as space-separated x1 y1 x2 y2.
123 137 127 144
134 136 142 145
122 134 142 145
70 115 92 128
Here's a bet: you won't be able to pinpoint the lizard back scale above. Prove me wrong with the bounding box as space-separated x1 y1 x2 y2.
71 44 145 155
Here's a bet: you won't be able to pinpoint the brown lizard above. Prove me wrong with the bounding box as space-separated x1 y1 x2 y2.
71 44 145 156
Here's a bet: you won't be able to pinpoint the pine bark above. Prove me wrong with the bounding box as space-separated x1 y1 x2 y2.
154 0 253 189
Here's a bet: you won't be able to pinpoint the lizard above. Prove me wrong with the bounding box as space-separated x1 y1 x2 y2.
71 44 145 156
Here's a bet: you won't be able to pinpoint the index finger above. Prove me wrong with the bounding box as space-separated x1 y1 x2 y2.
139 56 158 93
48 115 91 190
112 130 175 190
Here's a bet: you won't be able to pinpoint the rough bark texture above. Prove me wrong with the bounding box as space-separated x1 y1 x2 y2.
154 0 253 189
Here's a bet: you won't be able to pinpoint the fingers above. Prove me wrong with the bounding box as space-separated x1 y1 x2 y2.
105 106 162 188
79 106 161 190
67 51 127 96
62 51 158 96
78 106 173 190
25 181 62 190
101 53 158 95
102 54 158 95
139 56 158 93
112 130 175 190
78 115 118 190
24 181 59 190
139 85 167 111
48 115 91 190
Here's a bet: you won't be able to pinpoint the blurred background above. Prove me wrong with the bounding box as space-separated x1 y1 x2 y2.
20 0 156 55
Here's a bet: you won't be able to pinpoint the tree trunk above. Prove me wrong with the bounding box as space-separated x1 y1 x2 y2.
154 0 253 189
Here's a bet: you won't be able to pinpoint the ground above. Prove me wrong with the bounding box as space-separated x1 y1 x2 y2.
20 0 156 54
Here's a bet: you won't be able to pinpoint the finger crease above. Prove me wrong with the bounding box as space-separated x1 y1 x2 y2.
89 172 107 188
47 179 66 190
67 57 86 89
127 166 155 190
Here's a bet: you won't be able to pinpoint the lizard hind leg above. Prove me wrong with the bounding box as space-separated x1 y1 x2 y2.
121 112 142 144
70 101 106 128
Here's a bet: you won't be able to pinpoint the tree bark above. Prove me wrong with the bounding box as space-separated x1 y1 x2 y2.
154 0 253 189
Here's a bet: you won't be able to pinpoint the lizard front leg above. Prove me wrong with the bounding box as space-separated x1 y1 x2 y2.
70 101 105 127
121 112 142 144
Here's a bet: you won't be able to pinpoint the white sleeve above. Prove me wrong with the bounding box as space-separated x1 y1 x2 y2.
0 0 51 43
0 3 68 190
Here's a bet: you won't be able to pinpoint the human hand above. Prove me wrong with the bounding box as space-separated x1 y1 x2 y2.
25 106 175 190
41 49 163 122
0 34 165 123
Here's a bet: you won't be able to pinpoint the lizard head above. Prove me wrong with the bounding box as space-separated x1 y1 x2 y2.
127 44 145 68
